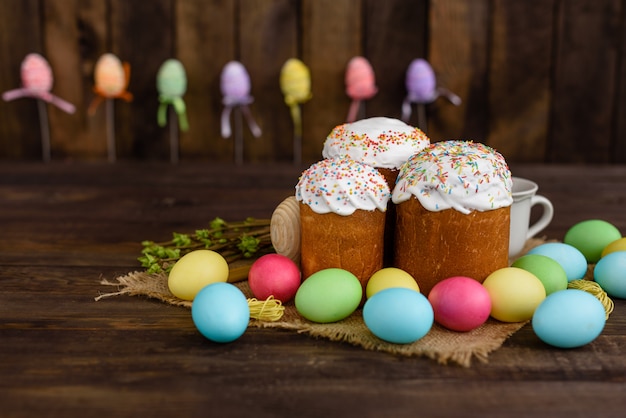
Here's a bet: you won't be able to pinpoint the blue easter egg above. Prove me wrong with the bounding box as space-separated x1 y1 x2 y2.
527 242 587 281
191 282 250 343
594 251 626 299
532 289 605 348
363 288 434 344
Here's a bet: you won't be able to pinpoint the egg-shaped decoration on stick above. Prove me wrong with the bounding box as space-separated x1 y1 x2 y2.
401 58 461 131
345 56 377 123
88 53 133 114
156 59 189 164
88 53 133 163
220 60 262 164
280 58 312 164
2 53 76 162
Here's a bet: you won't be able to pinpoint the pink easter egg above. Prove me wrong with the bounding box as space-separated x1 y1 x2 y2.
94 53 126 97
220 61 251 100
21 53 53 93
428 276 492 332
248 254 301 302
406 58 437 103
345 56 377 100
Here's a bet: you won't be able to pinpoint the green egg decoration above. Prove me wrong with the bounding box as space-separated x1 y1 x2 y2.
156 58 189 131
564 219 621 263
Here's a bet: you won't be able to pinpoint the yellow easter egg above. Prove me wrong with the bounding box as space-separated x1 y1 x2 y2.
366 267 420 299
167 250 229 301
601 237 626 258
482 267 546 322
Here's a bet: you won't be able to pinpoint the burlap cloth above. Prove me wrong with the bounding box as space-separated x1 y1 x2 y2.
97 238 555 367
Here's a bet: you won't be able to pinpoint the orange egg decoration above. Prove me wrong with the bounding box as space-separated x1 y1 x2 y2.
88 53 133 115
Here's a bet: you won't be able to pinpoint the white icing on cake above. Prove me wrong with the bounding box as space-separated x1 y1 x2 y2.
392 140 513 214
296 157 390 215
322 117 430 170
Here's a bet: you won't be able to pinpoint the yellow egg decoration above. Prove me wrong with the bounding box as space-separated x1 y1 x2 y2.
167 250 229 301
601 237 626 258
366 268 420 299
482 267 546 322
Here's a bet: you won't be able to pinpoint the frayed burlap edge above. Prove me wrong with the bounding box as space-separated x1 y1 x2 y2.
96 237 551 367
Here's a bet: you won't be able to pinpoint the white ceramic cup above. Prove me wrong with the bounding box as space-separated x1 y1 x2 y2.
509 177 554 257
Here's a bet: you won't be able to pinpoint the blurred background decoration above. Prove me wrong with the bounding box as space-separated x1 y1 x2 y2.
0 0 625 164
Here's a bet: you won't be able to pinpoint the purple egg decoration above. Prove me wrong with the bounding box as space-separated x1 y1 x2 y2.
405 58 437 104
220 61 252 103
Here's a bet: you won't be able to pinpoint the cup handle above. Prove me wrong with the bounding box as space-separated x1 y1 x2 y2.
526 195 554 240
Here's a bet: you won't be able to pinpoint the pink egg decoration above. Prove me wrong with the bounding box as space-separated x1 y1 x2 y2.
345 56 377 101
2 53 76 115
428 276 492 332
21 53 53 93
248 254 301 302
405 58 437 104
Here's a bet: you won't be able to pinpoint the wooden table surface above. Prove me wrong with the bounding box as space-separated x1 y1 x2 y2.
1 162 625 417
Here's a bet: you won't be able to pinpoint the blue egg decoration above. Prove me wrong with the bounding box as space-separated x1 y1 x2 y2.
532 289 606 348
594 251 626 299
363 288 434 344
191 282 250 343
527 242 587 281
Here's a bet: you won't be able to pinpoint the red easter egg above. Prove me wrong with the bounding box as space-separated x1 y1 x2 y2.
428 276 492 332
248 254 301 302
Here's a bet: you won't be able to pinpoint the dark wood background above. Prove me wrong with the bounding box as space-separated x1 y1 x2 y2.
1 0 625 164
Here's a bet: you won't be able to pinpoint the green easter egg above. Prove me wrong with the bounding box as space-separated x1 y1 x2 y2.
564 219 621 263
512 254 568 295
295 268 362 323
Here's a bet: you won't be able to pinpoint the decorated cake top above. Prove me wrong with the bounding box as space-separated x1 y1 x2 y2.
296 157 390 215
322 117 430 170
392 140 513 214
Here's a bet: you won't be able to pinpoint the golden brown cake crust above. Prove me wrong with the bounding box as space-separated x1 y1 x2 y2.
377 167 400 267
394 198 510 295
300 203 385 293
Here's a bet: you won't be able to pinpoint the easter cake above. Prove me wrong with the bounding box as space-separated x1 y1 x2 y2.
322 116 430 264
295 157 390 295
322 116 430 186
392 140 513 295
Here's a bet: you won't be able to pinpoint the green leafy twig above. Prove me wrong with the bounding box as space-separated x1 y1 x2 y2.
138 217 274 274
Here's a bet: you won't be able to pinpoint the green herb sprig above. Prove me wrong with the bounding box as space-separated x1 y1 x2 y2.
139 217 273 274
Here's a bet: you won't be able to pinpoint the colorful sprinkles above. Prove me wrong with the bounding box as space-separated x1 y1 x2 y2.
295 157 391 215
322 117 430 169
392 140 513 213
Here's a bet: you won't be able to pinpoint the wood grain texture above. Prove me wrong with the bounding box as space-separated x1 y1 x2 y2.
239 0 299 163
109 0 174 160
175 0 236 161
301 0 362 164
487 0 555 163
2 0 626 163
364 0 428 122
427 0 490 143
548 0 621 163
0 162 625 417
0 0 43 159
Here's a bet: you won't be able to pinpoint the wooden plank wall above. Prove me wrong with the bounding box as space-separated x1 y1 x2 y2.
0 0 625 164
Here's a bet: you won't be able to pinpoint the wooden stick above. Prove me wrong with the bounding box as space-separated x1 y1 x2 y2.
37 99 51 163
106 99 116 163
417 103 427 134
169 106 179 164
234 106 243 165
